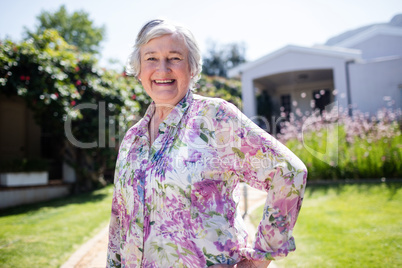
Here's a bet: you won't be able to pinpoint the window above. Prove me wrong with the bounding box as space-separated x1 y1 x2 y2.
280 94 291 118
313 89 331 113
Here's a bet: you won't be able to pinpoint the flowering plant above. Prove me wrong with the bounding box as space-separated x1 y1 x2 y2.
278 106 402 180
0 30 243 189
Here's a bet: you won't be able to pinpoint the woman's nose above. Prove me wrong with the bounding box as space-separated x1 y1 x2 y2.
157 59 171 73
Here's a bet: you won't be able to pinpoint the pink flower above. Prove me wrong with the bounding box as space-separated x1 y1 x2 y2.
70 100 76 106
75 80 82 86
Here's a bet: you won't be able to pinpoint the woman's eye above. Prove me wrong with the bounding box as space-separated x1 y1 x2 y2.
169 57 182 62
146 57 156 61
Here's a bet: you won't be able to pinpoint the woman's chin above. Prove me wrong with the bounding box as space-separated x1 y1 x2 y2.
152 89 188 105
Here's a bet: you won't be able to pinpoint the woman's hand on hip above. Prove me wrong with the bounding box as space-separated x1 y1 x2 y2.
210 260 271 268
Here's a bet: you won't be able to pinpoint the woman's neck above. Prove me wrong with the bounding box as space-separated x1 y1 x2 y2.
148 105 174 146
153 105 174 122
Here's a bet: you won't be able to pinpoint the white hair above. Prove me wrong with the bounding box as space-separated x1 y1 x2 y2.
126 19 202 89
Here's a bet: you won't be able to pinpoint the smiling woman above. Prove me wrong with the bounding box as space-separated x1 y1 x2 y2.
138 33 192 108
107 19 307 268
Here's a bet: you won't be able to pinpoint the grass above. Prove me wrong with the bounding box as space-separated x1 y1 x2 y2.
0 185 114 268
249 183 402 267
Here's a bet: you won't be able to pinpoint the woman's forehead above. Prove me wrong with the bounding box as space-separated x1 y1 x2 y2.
141 33 188 54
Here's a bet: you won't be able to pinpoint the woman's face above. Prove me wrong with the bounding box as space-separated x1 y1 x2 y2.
139 33 192 106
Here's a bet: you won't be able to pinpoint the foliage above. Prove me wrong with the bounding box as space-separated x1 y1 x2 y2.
202 41 246 77
24 5 105 54
0 158 49 173
277 107 402 180
250 183 402 267
0 185 114 267
0 31 243 190
196 75 242 108
0 30 148 190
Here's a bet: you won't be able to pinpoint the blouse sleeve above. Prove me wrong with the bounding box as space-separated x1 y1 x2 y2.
106 152 124 267
221 101 308 261
107 186 122 267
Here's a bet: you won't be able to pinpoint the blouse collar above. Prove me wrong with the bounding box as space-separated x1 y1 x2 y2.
137 90 193 135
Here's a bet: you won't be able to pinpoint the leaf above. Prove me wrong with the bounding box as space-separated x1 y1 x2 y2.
285 160 294 172
208 211 221 217
174 139 187 149
206 260 215 266
200 133 209 143
183 248 195 255
166 242 178 250
232 147 245 159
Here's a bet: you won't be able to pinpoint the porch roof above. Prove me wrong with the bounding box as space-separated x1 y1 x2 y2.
228 44 362 77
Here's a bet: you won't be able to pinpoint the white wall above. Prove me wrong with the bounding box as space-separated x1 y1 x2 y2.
0 184 71 209
349 57 402 114
241 72 257 117
350 35 402 59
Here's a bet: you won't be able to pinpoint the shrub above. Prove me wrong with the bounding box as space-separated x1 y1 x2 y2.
278 107 402 180
0 31 243 190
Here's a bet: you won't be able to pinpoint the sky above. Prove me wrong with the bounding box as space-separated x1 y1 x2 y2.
1 0 402 69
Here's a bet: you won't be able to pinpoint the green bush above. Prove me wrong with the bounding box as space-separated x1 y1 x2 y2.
0 158 49 173
0 31 243 189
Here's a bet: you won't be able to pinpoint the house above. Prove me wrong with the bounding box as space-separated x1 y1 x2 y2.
0 94 72 209
228 14 402 122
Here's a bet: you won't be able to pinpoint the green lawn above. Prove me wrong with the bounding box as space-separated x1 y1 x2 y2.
250 183 402 268
0 185 114 268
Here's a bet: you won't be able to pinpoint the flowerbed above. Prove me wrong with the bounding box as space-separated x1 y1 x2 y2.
278 107 402 180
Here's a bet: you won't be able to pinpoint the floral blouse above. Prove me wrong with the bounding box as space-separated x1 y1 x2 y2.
107 90 307 267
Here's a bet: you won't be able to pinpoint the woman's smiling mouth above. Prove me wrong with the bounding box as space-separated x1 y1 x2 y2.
154 79 175 84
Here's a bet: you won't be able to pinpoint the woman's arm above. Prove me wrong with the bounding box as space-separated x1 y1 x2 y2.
106 186 122 267
219 100 307 262
211 259 271 267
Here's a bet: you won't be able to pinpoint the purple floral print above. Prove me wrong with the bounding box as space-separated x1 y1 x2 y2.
107 90 307 267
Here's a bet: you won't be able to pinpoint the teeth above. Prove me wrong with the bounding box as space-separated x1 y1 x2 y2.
155 79 174 83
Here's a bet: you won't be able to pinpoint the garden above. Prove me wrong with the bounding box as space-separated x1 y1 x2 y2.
0 185 114 267
250 183 402 267
1 4 401 268
277 105 401 181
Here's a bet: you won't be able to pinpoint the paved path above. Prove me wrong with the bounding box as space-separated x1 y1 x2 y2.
61 184 277 268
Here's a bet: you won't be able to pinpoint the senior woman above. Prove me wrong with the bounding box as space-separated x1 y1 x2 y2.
107 19 307 268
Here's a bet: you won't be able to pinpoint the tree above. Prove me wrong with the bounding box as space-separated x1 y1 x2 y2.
202 41 247 77
0 30 243 191
0 30 147 191
24 5 105 54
